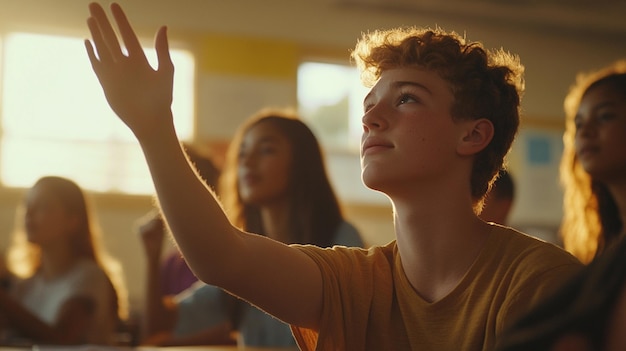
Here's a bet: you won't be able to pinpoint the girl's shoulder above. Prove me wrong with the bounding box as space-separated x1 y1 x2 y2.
62 259 110 289
73 258 106 275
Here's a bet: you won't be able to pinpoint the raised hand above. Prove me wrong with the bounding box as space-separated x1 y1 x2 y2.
136 210 167 264
85 2 174 139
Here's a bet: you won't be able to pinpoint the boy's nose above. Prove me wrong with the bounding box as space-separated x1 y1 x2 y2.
362 104 388 131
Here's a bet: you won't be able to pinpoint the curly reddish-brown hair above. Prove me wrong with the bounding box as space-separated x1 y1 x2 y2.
351 27 524 211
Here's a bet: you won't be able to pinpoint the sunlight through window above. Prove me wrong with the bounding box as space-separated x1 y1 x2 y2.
0 32 195 194
297 62 369 153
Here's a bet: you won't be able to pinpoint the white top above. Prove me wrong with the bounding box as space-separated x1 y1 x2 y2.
11 259 117 345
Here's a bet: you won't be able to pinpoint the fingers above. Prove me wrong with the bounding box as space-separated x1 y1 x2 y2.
155 26 175 75
86 17 109 66
88 2 124 62
84 39 100 73
110 2 148 63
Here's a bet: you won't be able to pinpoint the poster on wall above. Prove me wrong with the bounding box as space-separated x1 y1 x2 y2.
508 127 564 244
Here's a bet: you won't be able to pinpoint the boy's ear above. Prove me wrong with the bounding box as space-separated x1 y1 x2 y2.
457 118 494 156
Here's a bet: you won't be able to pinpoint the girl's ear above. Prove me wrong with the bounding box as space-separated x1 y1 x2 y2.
457 118 494 156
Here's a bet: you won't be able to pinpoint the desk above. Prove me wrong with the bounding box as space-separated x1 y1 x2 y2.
0 347 298 351
139 348 297 351
137 348 297 351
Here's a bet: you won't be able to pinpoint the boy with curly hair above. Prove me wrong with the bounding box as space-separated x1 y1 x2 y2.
85 3 581 350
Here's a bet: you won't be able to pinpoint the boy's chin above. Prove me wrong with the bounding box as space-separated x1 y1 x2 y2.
361 175 388 193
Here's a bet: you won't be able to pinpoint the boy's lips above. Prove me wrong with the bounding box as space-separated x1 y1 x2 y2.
361 137 393 155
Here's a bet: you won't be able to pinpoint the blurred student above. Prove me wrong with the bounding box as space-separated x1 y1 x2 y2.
137 143 230 344
85 3 581 349
496 235 626 351
480 169 515 225
559 60 626 264
139 108 364 347
496 60 626 351
139 143 220 297
0 176 128 345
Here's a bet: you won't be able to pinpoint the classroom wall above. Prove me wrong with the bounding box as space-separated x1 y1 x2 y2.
0 0 625 316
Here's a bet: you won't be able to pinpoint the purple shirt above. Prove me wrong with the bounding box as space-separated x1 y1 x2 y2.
160 253 198 296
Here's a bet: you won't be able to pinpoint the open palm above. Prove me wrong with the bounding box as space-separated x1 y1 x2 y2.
85 2 174 137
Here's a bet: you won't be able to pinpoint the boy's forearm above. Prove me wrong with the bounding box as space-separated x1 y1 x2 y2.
136 121 239 284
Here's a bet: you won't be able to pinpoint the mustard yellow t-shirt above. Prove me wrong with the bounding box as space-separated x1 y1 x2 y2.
291 225 582 351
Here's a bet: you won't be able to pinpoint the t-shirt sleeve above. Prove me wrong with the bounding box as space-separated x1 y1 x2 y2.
290 244 394 351
290 245 349 350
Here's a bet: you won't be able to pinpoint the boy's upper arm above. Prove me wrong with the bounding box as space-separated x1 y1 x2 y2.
218 232 324 331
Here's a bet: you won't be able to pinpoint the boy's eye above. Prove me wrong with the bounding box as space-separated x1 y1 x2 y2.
399 94 417 105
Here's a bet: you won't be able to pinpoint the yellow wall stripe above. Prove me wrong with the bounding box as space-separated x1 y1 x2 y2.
199 33 298 79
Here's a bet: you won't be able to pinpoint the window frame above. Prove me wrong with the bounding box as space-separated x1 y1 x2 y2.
0 30 197 195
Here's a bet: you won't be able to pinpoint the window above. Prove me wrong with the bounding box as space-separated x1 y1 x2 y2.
0 32 195 194
297 61 369 153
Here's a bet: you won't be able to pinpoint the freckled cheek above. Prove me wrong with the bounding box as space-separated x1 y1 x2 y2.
410 132 430 148
404 126 426 143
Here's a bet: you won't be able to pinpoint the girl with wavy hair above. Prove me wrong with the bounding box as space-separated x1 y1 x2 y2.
0 176 128 345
